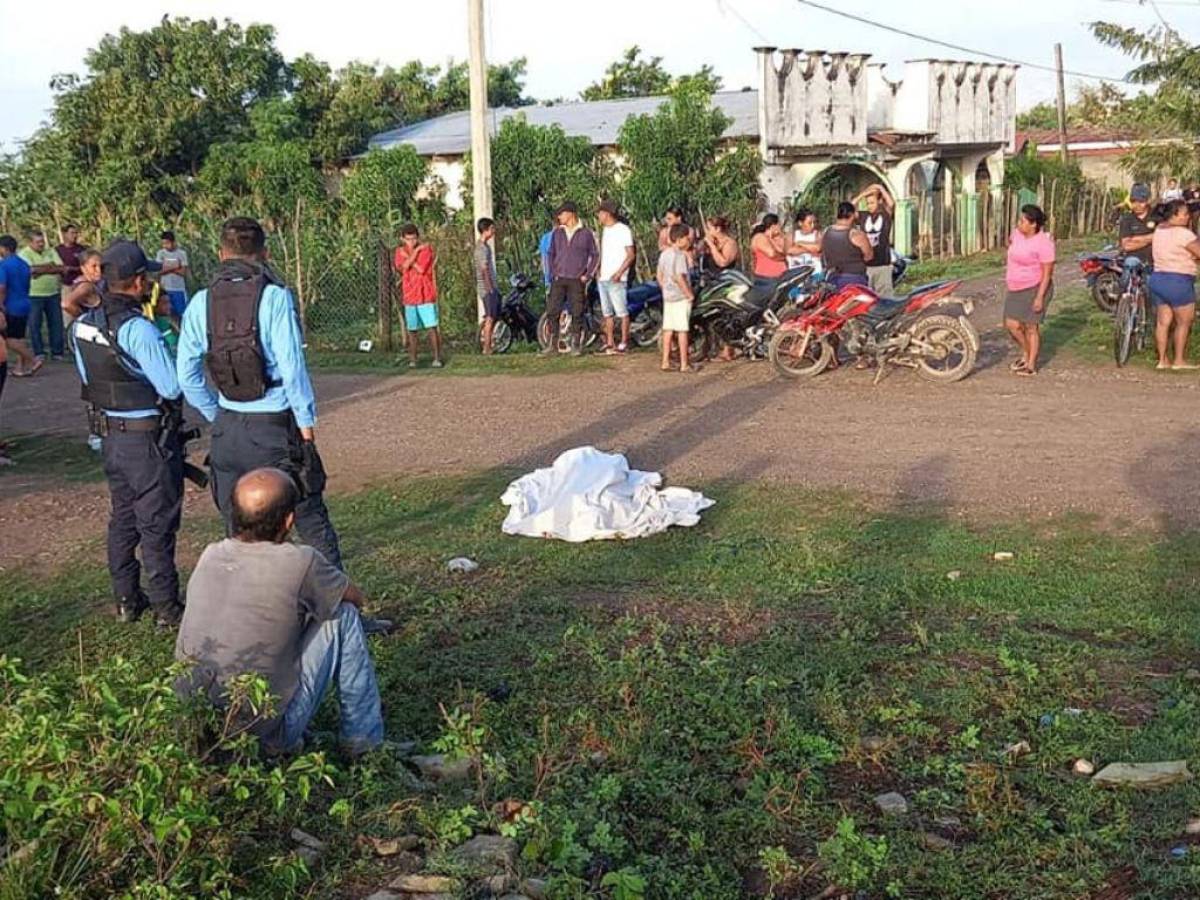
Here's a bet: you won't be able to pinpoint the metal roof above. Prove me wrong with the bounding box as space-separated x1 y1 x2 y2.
367 90 761 156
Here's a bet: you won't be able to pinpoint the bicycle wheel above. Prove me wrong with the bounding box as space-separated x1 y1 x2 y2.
1134 289 1150 352
1113 293 1135 367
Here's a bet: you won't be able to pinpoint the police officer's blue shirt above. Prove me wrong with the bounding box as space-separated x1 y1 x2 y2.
72 311 182 419
177 282 317 428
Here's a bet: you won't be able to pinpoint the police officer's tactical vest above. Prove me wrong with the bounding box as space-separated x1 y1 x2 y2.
204 260 283 403
74 298 160 411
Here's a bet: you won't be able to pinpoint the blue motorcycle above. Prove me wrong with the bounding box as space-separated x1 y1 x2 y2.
538 278 664 352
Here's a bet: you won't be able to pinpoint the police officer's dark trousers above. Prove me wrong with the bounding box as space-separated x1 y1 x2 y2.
209 409 343 568
102 420 184 609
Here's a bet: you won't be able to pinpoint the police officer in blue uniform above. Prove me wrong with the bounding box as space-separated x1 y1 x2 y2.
177 217 342 567
73 240 186 627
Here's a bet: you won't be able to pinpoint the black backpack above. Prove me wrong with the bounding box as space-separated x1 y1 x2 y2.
204 261 281 402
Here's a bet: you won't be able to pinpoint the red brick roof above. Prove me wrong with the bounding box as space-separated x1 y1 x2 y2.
1016 128 1137 148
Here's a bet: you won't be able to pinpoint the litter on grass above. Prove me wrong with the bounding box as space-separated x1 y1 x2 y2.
501 446 714 542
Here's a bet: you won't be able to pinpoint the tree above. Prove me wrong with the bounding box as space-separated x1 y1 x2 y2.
341 147 437 233
486 117 613 223
582 47 722 101
1016 103 1058 131
617 83 759 226
466 115 614 261
304 58 531 165
1091 20 1200 179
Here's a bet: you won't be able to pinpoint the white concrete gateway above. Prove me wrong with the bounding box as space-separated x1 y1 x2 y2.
366 48 1020 256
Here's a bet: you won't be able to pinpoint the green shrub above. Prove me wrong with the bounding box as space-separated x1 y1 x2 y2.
0 655 338 899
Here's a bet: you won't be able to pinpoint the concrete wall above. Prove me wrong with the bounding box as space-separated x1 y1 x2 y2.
755 48 871 151
892 60 1018 147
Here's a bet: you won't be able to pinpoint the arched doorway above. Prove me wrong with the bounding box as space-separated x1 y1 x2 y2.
791 163 892 227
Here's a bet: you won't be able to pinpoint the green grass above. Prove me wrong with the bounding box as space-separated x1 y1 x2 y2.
308 344 616 375
1042 284 1200 371
907 234 1107 285
0 433 104 484
6 473 1200 897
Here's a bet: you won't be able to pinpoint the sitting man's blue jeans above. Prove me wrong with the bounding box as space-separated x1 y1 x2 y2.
278 602 383 754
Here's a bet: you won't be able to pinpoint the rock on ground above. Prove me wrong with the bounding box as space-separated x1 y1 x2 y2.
1092 761 1192 788
388 874 457 893
450 834 518 872
874 792 908 815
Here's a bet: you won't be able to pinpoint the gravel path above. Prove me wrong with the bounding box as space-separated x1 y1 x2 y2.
2 262 1196 568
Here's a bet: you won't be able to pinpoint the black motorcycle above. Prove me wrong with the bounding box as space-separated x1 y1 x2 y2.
688 266 816 360
479 271 541 354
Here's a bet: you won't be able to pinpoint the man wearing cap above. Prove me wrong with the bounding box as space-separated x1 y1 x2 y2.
71 240 186 627
177 216 342 569
541 201 598 356
1118 183 1157 290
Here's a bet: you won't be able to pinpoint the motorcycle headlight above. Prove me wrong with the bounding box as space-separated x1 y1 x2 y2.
510 273 522 287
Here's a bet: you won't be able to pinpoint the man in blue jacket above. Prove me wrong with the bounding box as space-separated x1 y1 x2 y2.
177 217 341 568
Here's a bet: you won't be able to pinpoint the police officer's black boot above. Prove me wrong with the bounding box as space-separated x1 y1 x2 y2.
115 592 149 623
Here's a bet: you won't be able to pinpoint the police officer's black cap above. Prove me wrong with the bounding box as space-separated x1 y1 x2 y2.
101 239 162 280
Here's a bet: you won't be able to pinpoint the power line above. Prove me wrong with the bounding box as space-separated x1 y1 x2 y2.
716 0 773 46
791 0 1138 84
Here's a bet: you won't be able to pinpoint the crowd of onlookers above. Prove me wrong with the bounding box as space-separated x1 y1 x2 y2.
387 187 903 372
0 227 191 464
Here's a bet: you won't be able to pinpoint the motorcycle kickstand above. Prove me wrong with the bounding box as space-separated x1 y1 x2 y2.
872 359 887 386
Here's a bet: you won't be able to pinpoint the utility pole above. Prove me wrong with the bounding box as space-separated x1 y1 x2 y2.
1054 43 1069 164
467 0 493 322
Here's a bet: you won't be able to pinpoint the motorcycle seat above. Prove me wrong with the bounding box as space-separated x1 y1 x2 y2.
861 296 910 324
742 281 775 309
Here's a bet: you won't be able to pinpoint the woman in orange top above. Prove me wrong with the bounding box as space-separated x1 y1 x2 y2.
750 214 788 280
393 223 443 368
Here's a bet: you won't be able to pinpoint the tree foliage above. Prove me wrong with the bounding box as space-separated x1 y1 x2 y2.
581 46 722 101
1016 83 1177 135
342 146 437 233
1090 20 1200 178
617 84 759 225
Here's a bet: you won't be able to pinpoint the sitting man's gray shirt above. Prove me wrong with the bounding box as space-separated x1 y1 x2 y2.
175 538 349 742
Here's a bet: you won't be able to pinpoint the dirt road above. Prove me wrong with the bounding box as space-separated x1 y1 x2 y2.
3 264 1197 567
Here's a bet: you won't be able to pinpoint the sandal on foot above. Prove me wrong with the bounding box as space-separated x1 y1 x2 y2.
1010 359 1028 372
1015 367 1037 377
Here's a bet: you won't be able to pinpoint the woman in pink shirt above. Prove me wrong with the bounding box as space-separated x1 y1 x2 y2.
1148 199 1200 369
1003 205 1055 376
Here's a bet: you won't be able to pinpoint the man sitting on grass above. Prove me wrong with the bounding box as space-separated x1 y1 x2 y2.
175 467 384 755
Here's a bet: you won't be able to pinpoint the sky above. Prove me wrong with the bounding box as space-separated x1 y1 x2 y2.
1 0 1195 153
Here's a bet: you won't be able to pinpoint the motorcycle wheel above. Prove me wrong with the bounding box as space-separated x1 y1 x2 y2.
1113 294 1136 367
1092 272 1121 316
911 314 977 383
537 313 553 350
631 307 663 348
768 328 833 378
478 319 513 354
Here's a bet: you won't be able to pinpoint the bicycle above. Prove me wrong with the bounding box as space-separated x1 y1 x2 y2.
1113 259 1150 367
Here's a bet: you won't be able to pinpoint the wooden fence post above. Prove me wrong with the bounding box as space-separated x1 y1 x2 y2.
377 240 393 353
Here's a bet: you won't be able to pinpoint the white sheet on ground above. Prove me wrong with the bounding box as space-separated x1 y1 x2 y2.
501 446 714 542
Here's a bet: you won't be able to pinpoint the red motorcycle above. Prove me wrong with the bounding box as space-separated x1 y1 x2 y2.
769 278 979 382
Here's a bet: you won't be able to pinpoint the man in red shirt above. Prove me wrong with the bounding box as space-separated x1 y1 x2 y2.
393 224 443 368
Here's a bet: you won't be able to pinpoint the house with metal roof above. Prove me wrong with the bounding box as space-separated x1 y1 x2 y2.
367 48 1020 255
